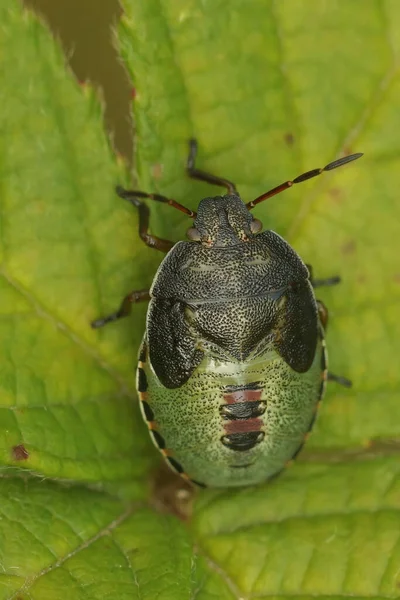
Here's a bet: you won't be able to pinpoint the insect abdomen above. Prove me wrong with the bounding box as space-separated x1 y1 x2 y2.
219 383 265 451
137 336 325 488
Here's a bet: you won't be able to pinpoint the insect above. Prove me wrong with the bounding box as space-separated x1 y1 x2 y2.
92 140 362 488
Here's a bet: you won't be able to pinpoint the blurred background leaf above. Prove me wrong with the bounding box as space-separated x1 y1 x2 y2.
1 0 399 598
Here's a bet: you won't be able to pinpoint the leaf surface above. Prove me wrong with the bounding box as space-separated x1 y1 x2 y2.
1 1 400 598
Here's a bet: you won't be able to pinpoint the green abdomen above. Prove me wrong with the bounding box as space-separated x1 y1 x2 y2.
138 339 325 488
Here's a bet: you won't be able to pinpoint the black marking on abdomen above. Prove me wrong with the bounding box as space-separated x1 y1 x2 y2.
141 400 154 421
137 367 148 392
221 431 265 452
190 478 207 488
320 347 327 371
220 401 266 420
290 441 305 461
223 382 262 393
151 430 166 450
318 339 328 401
307 410 318 434
138 342 147 362
167 456 184 474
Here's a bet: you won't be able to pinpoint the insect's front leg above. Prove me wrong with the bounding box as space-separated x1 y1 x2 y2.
186 139 238 194
116 187 175 252
91 289 150 328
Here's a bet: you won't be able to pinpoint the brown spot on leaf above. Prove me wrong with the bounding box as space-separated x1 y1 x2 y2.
341 240 356 255
12 444 29 461
284 132 294 146
393 273 400 284
328 188 343 202
152 163 163 180
150 461 195 521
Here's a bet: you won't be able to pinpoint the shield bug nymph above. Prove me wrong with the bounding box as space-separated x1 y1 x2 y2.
92 140 362 488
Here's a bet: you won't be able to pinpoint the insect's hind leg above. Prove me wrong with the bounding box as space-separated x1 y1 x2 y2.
328 373 352 388
306 263 341 288
317 300 352 388
187 139 238 195
316 301 351 386
91 289 150 329
309 266 352 387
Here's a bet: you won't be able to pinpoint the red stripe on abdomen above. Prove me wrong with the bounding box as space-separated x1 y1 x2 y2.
223 389 262 404
224 417 263 434
220 383 265 449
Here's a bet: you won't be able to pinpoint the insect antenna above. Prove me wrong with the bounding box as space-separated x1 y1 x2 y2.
246 153 363 210
116 186 197 218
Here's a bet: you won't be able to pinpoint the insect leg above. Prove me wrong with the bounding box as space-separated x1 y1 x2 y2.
91 289 150 329
116 186 195 219
187 139 238 195
313 285 350 386
306 264 340 288
312 276 341 288
116 186 176 252
116 184 198 252
327 372 352 388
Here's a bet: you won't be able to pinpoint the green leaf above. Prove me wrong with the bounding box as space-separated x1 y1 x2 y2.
1 0 400 598
0 479 218 600
0 2 156 491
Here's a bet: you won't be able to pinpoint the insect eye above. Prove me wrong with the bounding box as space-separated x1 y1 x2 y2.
250 219 262 233
187 227 201 241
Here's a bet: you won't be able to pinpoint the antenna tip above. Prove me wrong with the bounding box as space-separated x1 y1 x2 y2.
324 152 364 171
